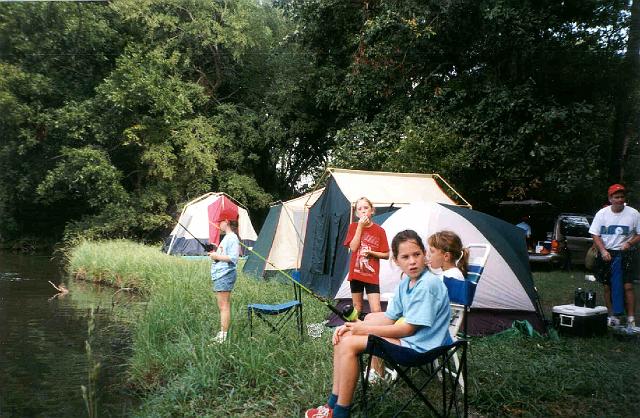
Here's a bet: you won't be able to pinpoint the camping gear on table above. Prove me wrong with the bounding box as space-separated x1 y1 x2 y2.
552 304 607 336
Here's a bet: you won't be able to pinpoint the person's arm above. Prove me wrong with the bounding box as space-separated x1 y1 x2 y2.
591 235 610 262
349 220 366 252
364 250 389 260
621 234 640 251
344 320 417 338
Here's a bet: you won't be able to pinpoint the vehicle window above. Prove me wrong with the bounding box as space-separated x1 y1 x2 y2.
560 216 592 238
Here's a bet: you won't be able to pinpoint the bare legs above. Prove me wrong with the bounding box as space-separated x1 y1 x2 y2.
216 291 231 332
351 292 382 315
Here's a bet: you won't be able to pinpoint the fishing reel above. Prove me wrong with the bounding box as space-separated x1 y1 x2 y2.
341 304 366 322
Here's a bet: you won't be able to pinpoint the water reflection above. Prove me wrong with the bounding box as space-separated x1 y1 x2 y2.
0 253 140 417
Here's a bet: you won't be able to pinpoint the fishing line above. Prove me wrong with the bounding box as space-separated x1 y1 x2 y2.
209 220 349 321
177 221 216 252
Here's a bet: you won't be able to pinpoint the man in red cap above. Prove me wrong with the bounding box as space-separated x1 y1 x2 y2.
589 184 640 328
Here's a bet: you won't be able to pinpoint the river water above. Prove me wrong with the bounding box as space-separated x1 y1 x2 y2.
0 252 139 417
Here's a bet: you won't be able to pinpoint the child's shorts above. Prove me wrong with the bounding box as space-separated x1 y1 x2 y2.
213 270 237 292
349 279 380 294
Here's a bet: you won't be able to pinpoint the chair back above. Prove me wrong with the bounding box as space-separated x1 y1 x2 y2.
290 270 303 302
444 243 491 339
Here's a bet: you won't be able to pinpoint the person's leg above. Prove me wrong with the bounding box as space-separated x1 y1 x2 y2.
334 334 368 408
603 284 612 313
367 292 381 313
351 292 363 314
624 283 635 317
334 335 401 407
216 291 231 332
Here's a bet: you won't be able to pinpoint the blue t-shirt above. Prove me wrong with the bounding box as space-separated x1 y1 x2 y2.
211 232 240 280
385 269 453 353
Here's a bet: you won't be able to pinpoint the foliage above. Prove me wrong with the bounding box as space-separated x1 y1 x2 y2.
0 0 636 242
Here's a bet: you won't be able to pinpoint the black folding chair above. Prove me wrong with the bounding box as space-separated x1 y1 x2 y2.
358 244 491 417
359 336 467 418
247 271 303 339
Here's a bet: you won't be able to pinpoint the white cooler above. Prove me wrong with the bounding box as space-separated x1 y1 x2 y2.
552 304 608 337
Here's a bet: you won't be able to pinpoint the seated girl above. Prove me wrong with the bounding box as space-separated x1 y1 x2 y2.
305 229 452 418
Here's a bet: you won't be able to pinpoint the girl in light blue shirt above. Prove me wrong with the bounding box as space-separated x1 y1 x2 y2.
209 219 240 343
305 229 452 418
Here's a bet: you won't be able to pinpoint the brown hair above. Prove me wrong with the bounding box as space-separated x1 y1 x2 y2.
391 229 425 259
428 230 469 277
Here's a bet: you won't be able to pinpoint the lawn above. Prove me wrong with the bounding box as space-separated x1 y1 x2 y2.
67 241 640 417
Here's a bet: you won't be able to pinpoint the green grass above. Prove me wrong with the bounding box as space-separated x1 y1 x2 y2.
67 241 640 417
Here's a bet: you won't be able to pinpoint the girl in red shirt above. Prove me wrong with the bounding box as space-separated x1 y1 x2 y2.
343 197 390 314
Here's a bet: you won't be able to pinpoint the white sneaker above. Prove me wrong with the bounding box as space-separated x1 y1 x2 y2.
213 331 227 343
384 367 398 382
364 369 383 384
607 316 621 327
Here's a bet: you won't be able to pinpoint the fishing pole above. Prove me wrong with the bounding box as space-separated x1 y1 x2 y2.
177 221 216 252
209 220 351 321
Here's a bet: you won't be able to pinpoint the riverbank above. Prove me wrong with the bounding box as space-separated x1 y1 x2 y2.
68 240 640 417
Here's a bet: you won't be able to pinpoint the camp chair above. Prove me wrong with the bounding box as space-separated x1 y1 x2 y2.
358 243 491 417
247 271 303 339
442 243 491 393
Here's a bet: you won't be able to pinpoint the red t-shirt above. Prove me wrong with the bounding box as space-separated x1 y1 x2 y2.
343 222 390 284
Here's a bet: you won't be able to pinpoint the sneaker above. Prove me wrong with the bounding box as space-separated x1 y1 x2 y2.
627 319 636 328
384 367 398 382
305 405 332 418
212 331 227 344
364 369 383 384
607 316 621 327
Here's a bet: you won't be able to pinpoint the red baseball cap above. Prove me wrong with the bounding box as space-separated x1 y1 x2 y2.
608 184 625 196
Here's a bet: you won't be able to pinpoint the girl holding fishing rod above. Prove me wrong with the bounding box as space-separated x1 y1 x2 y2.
306 230 454 418
209 219 240 343
343 197 389 316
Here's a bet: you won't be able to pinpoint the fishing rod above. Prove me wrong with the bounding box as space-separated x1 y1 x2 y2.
209 220 353 322
177 221 216 252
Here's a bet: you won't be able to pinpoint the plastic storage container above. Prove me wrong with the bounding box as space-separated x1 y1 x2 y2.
552 304 607 336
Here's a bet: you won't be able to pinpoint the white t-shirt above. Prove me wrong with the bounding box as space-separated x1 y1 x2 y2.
442 267 465 280
588 206 640 250
428 267 465 280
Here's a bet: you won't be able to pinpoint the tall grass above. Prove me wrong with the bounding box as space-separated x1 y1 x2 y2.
68 241 640 417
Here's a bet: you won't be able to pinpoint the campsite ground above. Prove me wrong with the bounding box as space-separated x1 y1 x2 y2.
68 241 640 417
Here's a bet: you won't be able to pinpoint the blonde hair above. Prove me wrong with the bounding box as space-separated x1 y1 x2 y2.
355 197 375 214
428 230 469 277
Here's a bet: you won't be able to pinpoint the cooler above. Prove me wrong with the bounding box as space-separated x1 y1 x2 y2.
552 304 608 337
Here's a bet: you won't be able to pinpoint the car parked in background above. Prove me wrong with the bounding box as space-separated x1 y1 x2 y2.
528 213 593 268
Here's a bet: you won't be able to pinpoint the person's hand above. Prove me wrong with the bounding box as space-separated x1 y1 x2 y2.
333 325 349 345
621 242 632 252
600 249 611 262
344 320 367 336
358 215 370 227
209 252 218 261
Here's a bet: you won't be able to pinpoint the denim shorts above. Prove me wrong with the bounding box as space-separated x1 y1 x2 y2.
212 270 237 292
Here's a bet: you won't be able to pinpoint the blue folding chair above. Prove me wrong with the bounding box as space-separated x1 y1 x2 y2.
359 244 491 417
247 271 303 339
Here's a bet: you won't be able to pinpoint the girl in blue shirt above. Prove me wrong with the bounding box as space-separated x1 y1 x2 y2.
305 229 452 418
209 219 240 343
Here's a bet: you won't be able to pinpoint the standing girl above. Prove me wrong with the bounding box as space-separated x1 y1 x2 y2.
209 219 240 343
427 230 469 280
343 197 390 315
305 230 452 418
